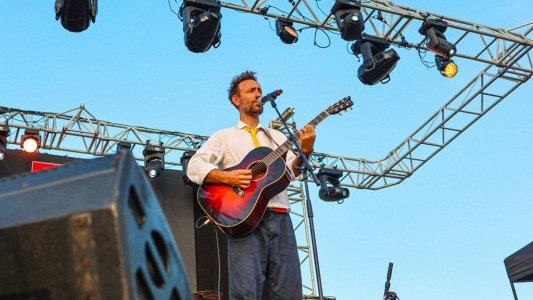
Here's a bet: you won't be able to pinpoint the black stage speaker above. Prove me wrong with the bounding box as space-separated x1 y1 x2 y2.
0 151 192 300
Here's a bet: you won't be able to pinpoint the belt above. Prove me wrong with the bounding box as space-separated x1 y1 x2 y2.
267 207 290 214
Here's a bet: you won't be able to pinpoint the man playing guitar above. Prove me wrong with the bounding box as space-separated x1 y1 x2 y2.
186 70 316 299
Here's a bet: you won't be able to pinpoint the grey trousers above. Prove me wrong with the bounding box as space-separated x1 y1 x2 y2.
228 211 302 300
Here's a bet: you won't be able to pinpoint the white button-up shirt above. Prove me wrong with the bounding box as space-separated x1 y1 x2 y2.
186 121 297 209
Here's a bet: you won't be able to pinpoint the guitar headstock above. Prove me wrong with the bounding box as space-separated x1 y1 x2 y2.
326 96 353 115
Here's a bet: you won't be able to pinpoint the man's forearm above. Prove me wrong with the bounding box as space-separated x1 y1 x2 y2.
203 169 229 185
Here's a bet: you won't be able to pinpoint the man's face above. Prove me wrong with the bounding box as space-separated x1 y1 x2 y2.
233 79 263 116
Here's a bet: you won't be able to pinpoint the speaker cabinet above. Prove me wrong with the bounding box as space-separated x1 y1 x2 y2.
0 151 192 300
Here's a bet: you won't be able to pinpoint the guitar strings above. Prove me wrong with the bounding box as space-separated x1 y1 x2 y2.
247 112 329 175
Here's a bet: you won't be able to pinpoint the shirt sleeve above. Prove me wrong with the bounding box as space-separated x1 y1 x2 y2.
186 132 223 185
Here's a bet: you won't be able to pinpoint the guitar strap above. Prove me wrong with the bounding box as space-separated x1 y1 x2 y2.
261 127 281 148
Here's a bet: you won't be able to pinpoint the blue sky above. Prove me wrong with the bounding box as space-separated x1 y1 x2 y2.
1 1 532 299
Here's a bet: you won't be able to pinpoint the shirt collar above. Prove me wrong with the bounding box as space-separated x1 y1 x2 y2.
237 120 264 130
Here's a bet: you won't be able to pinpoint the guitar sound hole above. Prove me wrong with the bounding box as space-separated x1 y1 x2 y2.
249 161 267 181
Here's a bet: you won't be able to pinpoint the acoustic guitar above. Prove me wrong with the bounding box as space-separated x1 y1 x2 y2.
197 97 353 237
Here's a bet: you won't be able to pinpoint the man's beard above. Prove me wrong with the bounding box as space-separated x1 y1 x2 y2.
245 105 263 116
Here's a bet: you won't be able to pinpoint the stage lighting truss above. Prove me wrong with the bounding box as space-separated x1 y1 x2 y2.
276 18 298 44
180 0 222 53
435 55 458 78
21 129 41 153
143 143 165 178
352 35 400 85
317 168 350 203
331 0 365 41
55 0 98 33
0 128 8 160
419 18 457 58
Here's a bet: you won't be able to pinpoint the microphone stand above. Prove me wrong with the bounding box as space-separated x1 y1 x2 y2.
267 98 325 300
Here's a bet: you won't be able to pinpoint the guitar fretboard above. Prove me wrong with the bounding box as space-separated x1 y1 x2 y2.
261 110 329 168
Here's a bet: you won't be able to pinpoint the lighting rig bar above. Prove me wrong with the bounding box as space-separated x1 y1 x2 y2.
1 8 532 190
0 105 208 169
311 31 531 189
1 35 531 188
221 0 532 71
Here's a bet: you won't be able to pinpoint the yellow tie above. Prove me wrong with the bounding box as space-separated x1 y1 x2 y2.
244 127 261 147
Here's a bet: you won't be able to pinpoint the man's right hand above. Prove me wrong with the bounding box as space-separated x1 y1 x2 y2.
225 169 253 189
204 169 253 189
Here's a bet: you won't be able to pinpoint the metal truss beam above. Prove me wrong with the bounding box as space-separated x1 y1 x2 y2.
218 0 532 71
0 31 531 188
1 2 531 190
309 27 532 190
0 105 208 169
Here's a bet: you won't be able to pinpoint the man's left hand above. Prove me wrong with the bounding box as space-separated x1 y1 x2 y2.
298 124 316 155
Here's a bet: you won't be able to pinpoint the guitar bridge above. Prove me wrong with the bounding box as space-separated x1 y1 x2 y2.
232 186 244 197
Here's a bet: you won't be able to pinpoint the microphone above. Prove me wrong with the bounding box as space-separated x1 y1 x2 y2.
260 89 283 104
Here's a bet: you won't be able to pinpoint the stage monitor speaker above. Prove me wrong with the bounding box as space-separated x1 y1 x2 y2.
0 151 192 300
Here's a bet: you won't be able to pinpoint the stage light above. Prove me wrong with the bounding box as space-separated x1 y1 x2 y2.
275 18 298 44
352 35 400 85
116 141 132 153
317 168 350 202
180 0 222 53
419 18 456 58
21 129 41 153
143 143 165 178
55 0 98 32
435 55 458 78
331 0 365 41
0 128 8 160
180 150 197 186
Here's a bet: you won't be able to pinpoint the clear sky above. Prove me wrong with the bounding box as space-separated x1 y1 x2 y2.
1 1 532 299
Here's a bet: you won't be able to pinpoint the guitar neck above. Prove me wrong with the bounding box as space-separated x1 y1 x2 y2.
262 110 330 166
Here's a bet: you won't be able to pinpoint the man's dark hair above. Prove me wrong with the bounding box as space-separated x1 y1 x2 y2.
228 70 257 108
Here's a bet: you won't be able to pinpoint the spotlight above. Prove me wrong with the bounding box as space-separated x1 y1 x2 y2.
276 18 298 44
419 19 456 58
116 141 132 153
143 143 165 178
21 129 41 153
331 0 365 41
352 35 400 85
435 55 458 78
0 128 8 161
317 168 350 202
180 0 222 53
54 0 98 32
180 150 197 186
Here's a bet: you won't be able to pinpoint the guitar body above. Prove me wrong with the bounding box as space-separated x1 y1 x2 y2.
197 146 291 237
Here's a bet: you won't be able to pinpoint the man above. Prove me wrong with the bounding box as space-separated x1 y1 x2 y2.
186 70 316 299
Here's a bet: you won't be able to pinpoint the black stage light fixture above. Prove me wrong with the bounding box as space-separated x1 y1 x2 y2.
435 55 458 78
352 35 400 85
276 18 298 44
21 129 41 153
180 0 222 53
317 168 350 202
0 128 8 161
419 18 456 58
331 0 365 41
143 143 165 178
54 0 98 32
116 141 132 153
180 150 198 186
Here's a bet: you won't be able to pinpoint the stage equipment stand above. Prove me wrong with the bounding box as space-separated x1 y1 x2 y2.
266 98 325 300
